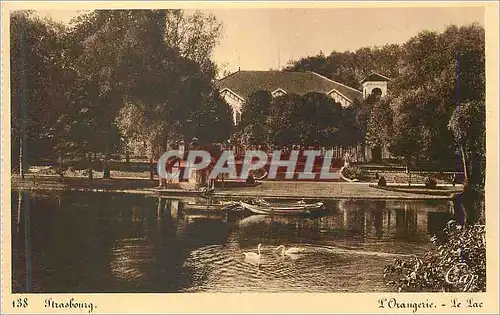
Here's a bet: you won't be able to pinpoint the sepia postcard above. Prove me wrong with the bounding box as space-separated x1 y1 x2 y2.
1 1 499 314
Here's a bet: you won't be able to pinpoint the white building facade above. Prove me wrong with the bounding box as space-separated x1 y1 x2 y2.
217 70 392 161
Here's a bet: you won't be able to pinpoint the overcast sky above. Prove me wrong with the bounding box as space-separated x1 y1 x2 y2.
36 7 484 74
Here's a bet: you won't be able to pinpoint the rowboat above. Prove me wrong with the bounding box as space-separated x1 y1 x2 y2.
239 200 324 216
183 202 240 212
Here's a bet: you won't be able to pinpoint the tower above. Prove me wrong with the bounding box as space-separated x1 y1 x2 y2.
360 72 391 99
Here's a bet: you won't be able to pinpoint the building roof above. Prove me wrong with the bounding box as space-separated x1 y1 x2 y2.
360 72 391 83
217 70 363 102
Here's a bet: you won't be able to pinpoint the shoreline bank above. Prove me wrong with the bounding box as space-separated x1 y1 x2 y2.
11 175 462 200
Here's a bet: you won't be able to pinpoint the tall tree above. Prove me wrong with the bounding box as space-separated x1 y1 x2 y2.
389 24 484 169
110 10 229 180
267 94 303 148
239 90 273 146
298 92 343 147
164 10 223 76
10 11 67 178
448 100 485 189
265 92 345 148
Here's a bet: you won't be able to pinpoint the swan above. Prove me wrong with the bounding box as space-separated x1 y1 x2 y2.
275 245 305 260
242 243 262 264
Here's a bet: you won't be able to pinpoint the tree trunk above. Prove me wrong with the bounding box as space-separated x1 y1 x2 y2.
88 153 93 180
159 140 167 188
460 146 468 188
19 136 25 180
125 148 130 166
19 27 28 180
360 140 366 163
23 191 32 292
17 191 22 232
406 162 411 187
103 144 111 179
149 143 155 181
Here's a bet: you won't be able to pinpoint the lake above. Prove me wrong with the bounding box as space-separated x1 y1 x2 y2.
11 191 462 293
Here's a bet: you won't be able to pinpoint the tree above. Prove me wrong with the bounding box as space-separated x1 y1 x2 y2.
109 10 228 181
66 10 154 178
298 92 342 147
388 24 484 170
65 9 227 180
164 10 223 76
366 97 394 152
10 11 67 178
267 94 303 147
286 24 484 176
350 94 379 161
340 105 363 150
54 78 121 180
388 92 426 185
265 92 345 149
239 90 273 146
448 100 485 189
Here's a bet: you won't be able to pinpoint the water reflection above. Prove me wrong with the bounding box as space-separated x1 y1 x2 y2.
12 191 458 293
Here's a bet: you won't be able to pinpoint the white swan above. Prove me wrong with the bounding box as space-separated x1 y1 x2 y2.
242 243 262 264
275 245 305 260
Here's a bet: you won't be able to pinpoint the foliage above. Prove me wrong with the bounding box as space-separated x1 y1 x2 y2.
287 24 485 180
388 93 425 164
424 175 437 188
10 11 68 172
389 24 484 169
384 221 485 292
187 90 233 145
342 165 369 181
239 90 272 145
448 100 486 188
10 9 229 180
339 105 362 147
244 92 356 148
164 10 223 75
297 92 343 146
267 94 303 147
285 44 402 90
366 98 393 147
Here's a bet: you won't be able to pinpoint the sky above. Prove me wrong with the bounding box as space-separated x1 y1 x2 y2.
36 7 484 75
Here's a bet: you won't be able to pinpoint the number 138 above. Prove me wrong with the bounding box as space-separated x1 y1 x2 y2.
13 297 28 308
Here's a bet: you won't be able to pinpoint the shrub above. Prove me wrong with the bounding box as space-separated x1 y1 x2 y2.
425 175 437 188
383 221 485 292
342 165 370 181
378 175 387 186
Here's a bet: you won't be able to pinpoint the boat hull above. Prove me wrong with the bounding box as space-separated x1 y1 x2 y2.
239 201 324 216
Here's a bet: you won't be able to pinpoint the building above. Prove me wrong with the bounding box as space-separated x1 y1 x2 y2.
360 72 391 98
217 70 390 124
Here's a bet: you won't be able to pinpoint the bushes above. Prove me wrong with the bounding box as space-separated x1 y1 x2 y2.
383 221 485 292
378 175 387 186
425 175 437 188
342 165 370 181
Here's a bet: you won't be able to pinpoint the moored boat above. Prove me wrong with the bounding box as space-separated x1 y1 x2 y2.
239 200 324 216
183 202 240 212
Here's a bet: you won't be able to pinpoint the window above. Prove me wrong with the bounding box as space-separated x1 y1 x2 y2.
371 87 382 98
235 111 241 124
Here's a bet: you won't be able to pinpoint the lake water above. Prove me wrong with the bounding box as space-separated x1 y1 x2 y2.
11 191 461 293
